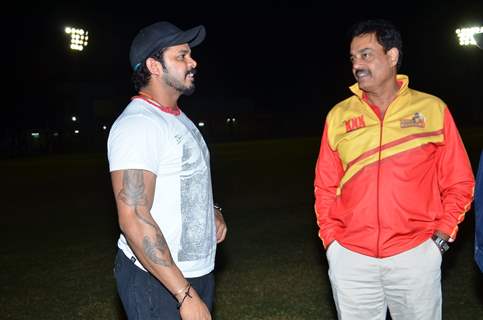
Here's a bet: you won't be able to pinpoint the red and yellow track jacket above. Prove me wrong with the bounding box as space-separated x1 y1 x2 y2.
314 75 475 258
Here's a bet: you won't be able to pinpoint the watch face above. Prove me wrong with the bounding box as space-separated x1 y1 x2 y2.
432 235 449 253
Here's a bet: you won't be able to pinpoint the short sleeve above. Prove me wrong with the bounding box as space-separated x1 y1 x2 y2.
107 115 167 175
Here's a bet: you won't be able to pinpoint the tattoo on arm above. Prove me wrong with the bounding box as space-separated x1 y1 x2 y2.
118 169 174 267
143 234 174 266
118 169 148 207
118 170 155 227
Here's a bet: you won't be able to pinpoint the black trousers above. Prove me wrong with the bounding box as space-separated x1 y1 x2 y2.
114 249 215 320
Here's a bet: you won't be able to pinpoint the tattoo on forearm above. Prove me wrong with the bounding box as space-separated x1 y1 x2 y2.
118 169 173 267
143 234 174 267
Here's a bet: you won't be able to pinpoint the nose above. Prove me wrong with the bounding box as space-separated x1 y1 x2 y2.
351 56 363 70
187 56 197 69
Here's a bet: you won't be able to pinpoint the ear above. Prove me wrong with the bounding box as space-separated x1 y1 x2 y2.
145 57 162 77
387 48 399 68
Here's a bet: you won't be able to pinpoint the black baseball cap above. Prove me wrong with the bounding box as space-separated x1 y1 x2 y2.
129 21 206 71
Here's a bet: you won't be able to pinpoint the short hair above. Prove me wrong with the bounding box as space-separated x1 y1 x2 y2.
350 19 403 70
131 48 167 92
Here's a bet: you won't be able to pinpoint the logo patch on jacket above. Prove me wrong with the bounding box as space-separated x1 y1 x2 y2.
344 115 366 133
174 134 183 144
400 112 426 128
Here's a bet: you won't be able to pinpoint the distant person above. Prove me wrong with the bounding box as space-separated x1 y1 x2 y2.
313 19 474 319
475 150 483 272
107 21 227 320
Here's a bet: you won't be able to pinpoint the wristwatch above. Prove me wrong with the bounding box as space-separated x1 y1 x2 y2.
432 234 450 254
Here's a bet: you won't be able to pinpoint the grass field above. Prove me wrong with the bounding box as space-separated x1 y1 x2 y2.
1 133 482 319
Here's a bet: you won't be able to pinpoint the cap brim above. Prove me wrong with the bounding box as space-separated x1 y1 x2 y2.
171 25 206 48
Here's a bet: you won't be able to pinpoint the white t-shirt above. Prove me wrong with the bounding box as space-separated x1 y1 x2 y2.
107 98 216 278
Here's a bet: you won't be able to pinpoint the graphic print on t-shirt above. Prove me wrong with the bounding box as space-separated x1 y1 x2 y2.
178 126 214 262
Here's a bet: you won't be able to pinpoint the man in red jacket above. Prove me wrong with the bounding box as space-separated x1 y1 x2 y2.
314 19 474 319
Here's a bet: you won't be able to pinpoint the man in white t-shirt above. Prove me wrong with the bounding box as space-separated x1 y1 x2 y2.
107 21 227 320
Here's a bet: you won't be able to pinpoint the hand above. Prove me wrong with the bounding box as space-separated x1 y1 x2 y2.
179 287 212 320
215 208 227 243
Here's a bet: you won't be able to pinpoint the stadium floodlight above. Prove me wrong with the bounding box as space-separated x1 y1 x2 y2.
65 26 89 51
455 26 483 47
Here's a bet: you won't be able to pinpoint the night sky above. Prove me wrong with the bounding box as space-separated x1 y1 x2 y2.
11 1 483 136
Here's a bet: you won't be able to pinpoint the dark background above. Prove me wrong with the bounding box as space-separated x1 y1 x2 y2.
7 0 483 155
3 3 483 318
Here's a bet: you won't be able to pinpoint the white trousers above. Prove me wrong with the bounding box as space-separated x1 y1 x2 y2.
327 239 442 320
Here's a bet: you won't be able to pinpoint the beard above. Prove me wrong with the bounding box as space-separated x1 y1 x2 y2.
163 69 196 96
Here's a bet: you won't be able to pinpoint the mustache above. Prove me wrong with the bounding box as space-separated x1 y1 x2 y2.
354 69 371 78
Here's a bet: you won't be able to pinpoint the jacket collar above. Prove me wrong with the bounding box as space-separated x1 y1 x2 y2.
349 74 410 99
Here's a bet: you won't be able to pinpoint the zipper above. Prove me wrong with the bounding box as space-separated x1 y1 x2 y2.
376 118 383 258
374 103 393 258
365 101 386 258
364 87 402 258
